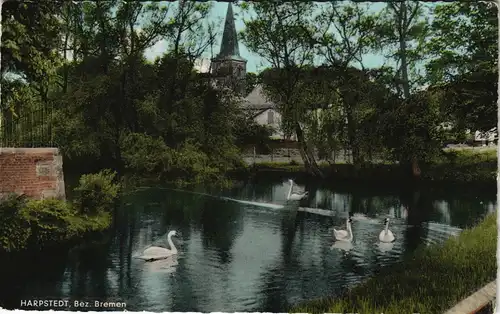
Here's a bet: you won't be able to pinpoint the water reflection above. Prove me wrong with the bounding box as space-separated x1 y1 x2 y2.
377 242 394 253
331 241 353 252
0 179 495 312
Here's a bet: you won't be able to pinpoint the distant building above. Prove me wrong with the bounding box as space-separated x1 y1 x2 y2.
439 121 497 145
474 127 497 145
210 3 247 96
210 3 292 141
209 4 338 141
240 85 288 140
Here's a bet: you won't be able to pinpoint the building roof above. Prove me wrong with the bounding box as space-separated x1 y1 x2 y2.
241 84 275 110
215 3 246 62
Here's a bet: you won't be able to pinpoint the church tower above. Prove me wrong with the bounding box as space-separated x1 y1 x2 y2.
211 2 247 95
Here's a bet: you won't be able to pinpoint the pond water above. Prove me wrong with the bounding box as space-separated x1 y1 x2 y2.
0 179 496 312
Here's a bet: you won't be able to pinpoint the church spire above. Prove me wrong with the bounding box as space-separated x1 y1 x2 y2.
217 2 244 60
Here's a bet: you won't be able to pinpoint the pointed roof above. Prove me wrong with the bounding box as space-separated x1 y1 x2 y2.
241 84 275 110
216 3 246 62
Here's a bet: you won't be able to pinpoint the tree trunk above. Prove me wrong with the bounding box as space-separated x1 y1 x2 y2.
399 1 411 100
62 32 69 93
295 122 324 178
338 77 362 168
411 156 421 178
395 1 420 176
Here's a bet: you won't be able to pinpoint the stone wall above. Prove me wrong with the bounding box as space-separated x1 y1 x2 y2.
0 148 66 200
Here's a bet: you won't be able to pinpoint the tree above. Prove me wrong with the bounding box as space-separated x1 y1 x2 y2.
2 1 242 184
375 1 431 177
239 1 324 177
313 2 381 167
244 72 260 95
1 1 62 105
426 2 498 133
378 89 444 176
376 2 430 98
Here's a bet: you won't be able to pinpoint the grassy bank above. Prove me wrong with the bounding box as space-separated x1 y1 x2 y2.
0 170 120 252
243 148 497 184
292 212 496 313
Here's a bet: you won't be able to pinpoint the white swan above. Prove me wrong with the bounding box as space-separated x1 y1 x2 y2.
287 179 309 201
333 218 353 242
379 218 395 243
137 230 178 261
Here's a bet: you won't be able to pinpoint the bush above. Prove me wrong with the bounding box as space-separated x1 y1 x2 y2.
72 169 121 215
0 194 31 252
65 211 112 238
0 169 119 252
233 117 273 147
0 195 113 252
173 141 214 180
120 133 242 186
120 132 175 175
21 199 76 247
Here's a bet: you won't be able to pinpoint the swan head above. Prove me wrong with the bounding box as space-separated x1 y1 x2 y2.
347 218 353 224
384 218 390 225
168 230 177 237
288 179 294 183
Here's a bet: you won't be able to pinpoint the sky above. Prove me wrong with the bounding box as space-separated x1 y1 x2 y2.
144 1 398 73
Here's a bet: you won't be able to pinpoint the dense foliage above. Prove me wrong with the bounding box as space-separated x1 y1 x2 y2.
239 1 497 177
0 170 120 252
0 1 496 183
1 1 255 185
0 194 31 251
73 169 121 214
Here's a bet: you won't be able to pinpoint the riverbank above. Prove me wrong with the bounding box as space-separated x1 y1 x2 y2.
241 147 497 185
0 170 120 253
291 212 496 313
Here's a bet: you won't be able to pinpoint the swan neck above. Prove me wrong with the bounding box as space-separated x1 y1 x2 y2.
347 222 353 239
167 234 177 253
384 222 389 233
287 182 293 200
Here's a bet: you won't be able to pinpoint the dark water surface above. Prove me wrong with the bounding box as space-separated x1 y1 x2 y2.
0 179 496 312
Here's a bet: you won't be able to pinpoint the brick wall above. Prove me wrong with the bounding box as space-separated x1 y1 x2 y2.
0 148 66 200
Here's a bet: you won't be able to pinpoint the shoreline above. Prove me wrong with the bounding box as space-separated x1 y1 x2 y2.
237 147 497 186
291 212 497 313
237 156 496 186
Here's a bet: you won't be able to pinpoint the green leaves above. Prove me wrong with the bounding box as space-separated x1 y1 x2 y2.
426 2 498 131
240 1 318 69
315 2 379 66
427 2 497 80
2 0 495 184
374 2 430 97
0 194 31 251
73 169 121 215
0 190 114 252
